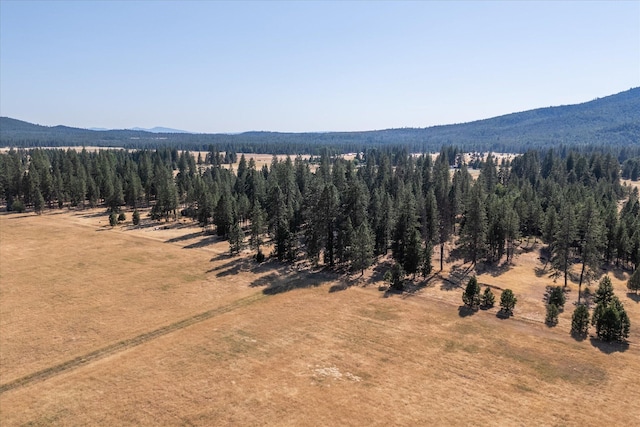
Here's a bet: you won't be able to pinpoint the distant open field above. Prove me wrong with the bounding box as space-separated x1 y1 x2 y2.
1 208 638 425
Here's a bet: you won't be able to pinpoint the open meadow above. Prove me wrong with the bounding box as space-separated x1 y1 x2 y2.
1 208 639 426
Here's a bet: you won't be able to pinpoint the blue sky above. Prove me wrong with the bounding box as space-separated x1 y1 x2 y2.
1 1 638 133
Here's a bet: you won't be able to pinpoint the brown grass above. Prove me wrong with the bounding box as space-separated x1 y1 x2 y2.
1 209 639 425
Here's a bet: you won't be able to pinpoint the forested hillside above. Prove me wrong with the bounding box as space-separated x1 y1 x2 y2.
2 146 639 283
2 88 639 153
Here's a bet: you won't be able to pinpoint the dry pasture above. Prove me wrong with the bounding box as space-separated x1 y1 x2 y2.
0 208 639 426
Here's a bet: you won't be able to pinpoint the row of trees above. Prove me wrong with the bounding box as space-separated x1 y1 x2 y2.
2 147 639 280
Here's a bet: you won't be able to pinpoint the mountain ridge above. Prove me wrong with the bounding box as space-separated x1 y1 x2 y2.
1 87 638 152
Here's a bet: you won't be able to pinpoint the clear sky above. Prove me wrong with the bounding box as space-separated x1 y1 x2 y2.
1 1 638 133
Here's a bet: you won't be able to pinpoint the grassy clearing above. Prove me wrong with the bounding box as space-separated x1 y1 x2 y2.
1 208 639 425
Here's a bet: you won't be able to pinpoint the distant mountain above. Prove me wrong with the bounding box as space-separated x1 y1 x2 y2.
1 87 638 152
129 126 191 134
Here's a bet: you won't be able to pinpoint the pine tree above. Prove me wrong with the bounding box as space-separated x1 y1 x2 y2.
576 196 603 302
228 220 244 255
628 269 640 295
547 286 566 310
546 303 559 326
34 189 45 214
249 200 266 255
500 289 517 316
351 221 374 275
421 241 433 278
571 304 590 338
592 296 630 342
593 276 614 306
433 153 452 271
462 276 481 309
459 181 487 264
551 201 577 287
481 286 495 308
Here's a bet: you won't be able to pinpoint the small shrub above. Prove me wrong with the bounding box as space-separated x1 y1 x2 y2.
109 212 118 227
385 263 405 291
10 200 25 213
118 212 126 222
545 303 559 326
255 249 265 263
132 210 140 226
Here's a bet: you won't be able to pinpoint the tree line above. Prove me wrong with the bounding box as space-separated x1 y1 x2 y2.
2 146 639 279
3 145 638 343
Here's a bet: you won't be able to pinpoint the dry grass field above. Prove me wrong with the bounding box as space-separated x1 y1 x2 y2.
1 208 639 426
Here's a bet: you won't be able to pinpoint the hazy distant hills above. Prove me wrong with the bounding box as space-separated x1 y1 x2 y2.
1 87 638 152
129 127 191 134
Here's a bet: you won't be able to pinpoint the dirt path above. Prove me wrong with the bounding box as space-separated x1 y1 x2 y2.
0 292 265 395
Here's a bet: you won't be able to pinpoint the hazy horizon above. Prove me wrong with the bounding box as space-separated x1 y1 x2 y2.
1 1 638 133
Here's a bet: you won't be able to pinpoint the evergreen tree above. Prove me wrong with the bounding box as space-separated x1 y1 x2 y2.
593 276 615 306
571 304 590 338
132 209 141 226
481 286 495 308
500 289 517 316
459 181 487 264
546 303 559 326
551 201 577 287
351 221 374 275
628 269 640 295
421 241 433 278
433 153 452 271
33 189 45 214
214 190 235 237
576 196 604 302
462 276 481 309
592 296 630 342
547 286 566 310
249 200 266 255
228 220 244 255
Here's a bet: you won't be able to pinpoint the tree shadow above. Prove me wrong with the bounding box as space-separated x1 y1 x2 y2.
533 266 553 277
496 309 512 319
441 263 473 291
78 210 110 218
329 283 348 293
458 305 477 317
249 264 334 296
367 260 393 285
610 266 630 282
589 337 629 354
183 236 220 249
402 274 439 297
570 331 588 342
476 261 514 278
383 286 404 298
626 292 640 303
164 230 205 244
